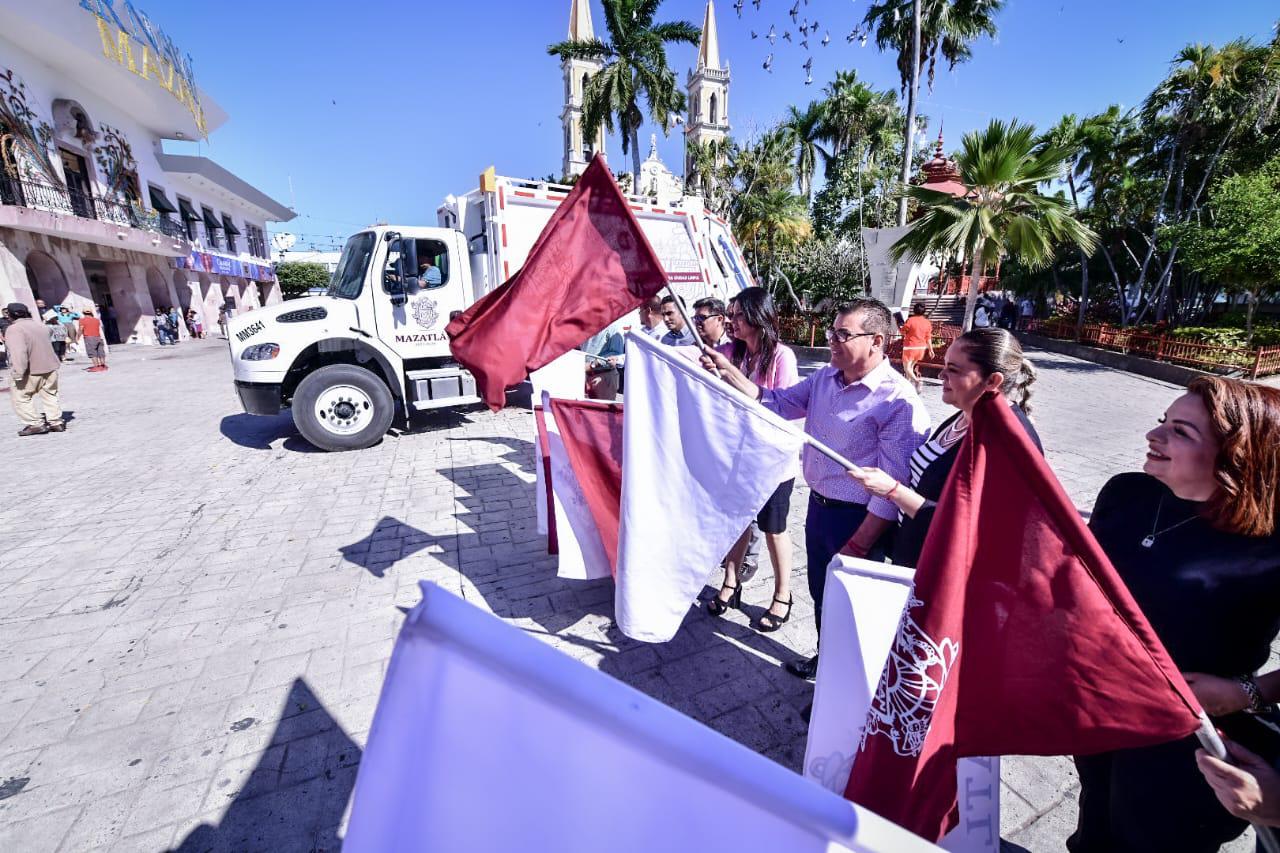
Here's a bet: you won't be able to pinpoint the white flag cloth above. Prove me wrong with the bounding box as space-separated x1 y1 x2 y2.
531 351 587 539
616 331 807 642
541 391 612 580
803 556 1000 853
344 581 941 853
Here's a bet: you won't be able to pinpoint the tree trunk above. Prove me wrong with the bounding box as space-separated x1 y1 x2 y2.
1100 244 1129 327
896 0 922 227
1246 288 1258 345
630 125 641 183
961 239 985 332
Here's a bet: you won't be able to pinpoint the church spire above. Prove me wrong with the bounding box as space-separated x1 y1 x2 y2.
697 0 721 70
568 0 594 40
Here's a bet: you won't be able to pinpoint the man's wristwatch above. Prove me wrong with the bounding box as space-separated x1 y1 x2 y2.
1238 675 1270 714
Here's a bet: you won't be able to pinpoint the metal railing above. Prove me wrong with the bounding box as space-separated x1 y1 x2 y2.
1028 319 1280 380
0 174 191 243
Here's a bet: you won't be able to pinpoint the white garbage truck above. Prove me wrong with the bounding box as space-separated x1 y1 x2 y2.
228 169 753 451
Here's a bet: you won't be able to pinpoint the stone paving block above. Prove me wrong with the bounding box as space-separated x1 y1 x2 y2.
0 343 1260 849
0 803 79 853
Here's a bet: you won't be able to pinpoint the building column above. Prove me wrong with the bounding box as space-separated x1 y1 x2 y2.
105 262 156 345
0 239 32 309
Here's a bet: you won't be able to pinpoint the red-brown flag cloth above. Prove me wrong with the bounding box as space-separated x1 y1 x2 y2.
844 392 1203 842
446 155 669 410
546 398 624 572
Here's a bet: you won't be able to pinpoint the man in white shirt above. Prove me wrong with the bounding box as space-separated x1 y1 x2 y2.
638 295 666 340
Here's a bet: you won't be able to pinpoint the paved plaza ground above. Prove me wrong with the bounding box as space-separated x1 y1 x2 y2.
0 338 1260 851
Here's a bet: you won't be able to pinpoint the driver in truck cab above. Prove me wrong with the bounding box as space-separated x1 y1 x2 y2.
418 260 442 288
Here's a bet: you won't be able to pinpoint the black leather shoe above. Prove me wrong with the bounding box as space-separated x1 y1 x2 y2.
785 654 819 681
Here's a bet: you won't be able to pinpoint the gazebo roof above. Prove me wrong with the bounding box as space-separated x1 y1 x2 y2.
915 131 969 198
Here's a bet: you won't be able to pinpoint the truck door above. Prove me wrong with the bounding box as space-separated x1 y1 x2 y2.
373 230 469 362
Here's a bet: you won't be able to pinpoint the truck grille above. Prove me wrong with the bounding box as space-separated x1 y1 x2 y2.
277 307 327 323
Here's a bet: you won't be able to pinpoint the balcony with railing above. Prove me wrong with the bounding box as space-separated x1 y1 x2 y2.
0 174 190 251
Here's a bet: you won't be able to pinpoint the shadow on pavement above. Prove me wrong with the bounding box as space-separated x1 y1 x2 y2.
429 453 816 769
171 678 360 853
341 516 434 578
218 413 299 451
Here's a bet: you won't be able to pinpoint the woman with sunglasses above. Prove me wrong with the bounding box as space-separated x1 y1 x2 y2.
706 287 800 632
847 328 1041 568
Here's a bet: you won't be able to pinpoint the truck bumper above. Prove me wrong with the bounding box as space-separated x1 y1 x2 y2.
235 380 285 415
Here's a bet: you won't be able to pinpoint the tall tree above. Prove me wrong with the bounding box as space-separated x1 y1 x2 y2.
891 119 1098 330
861 0 1004 225
1164 154 1280 341
783 100 828 201
547 0 700 179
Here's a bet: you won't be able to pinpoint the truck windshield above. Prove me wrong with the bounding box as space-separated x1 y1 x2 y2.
328 232 376 299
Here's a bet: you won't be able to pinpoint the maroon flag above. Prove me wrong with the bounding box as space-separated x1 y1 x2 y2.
844 393 1203 841
547 398 623 572
447 156 669 410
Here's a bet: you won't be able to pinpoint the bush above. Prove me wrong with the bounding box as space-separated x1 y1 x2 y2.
1169 326 1280 348
276 262 331 299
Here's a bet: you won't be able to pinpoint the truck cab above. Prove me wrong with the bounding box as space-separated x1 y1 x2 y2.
229 167 755 452
230 225 480 451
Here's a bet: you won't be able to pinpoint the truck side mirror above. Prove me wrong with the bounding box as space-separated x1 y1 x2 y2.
383 235 418 307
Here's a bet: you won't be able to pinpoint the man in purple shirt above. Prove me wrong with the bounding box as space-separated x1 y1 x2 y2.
705 298 930 681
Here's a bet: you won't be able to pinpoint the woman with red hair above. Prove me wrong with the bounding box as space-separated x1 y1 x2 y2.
1070 377 1280 852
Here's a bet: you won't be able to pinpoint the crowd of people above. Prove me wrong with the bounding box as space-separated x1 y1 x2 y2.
610 289 1279 851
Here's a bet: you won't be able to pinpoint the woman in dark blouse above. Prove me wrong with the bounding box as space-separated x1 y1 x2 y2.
849 327 1042 567
1069 377 1280 852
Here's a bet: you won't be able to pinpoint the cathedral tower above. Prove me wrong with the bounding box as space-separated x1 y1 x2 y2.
685 0 730 178
561 0 607 178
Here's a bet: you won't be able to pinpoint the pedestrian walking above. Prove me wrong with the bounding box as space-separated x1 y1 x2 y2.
4 302 64 436
703 298 931 680
153 308 173 345
217 305 230 339
168 305 182 342
46 315 67 362
79 308 108 371
898 302 934 393
56 305 82 354
1069 378 1280 853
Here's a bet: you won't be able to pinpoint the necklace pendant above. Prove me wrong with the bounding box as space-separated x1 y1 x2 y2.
1140 535 1156 548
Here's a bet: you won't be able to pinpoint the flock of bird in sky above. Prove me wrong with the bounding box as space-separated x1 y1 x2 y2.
733 0 880 85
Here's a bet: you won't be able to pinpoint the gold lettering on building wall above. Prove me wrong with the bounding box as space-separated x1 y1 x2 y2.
93 16 207 136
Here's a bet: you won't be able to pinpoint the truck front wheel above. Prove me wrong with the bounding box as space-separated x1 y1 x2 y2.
292 364 395 451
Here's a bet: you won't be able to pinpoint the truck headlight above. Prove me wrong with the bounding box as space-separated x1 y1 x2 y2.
241 343 280 361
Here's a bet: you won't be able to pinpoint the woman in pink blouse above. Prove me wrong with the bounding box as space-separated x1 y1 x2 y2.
707 287 801 632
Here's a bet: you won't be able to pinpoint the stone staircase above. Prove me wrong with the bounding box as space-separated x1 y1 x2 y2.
911 293 967 327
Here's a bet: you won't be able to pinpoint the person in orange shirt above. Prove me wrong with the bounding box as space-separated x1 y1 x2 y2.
78 308 108 372
899 302 934 392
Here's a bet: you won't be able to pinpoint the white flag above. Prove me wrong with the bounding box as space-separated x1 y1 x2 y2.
804 556 1000 853
541 391 612 580
344 581 941 853
616 331 806 643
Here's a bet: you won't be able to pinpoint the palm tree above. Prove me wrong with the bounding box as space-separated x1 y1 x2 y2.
890 119 1099 330
736 188 812 290
783 101 828 200
686 137 731 212
547 0 700 179
861 0 1004 224
820 70 900 167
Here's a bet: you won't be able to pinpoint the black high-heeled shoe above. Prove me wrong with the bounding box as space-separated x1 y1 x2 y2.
756 596 793 633
706 581 741 616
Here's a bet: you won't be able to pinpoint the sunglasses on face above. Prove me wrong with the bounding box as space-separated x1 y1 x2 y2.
692 313 723 326
826 328 877 344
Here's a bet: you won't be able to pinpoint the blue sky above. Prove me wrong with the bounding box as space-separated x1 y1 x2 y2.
146 0 1277 253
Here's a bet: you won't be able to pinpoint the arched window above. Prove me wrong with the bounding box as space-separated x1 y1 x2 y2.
709 93 719 126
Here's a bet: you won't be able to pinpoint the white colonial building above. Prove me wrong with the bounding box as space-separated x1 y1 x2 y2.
0 0 293 345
